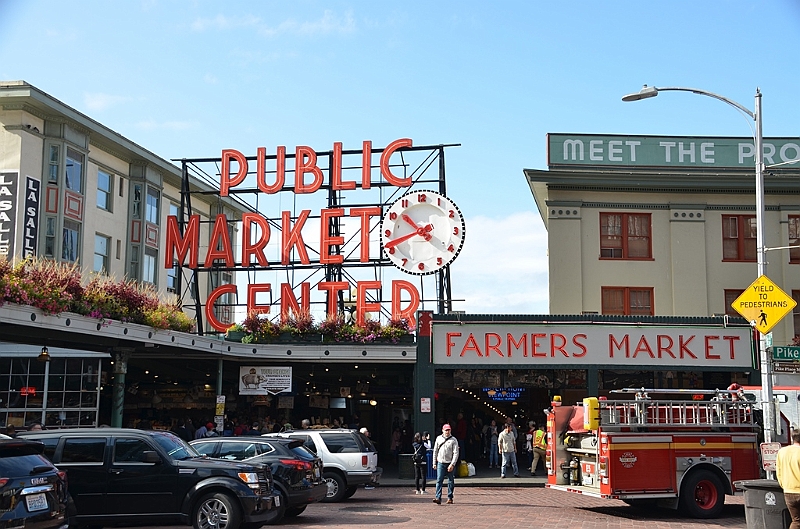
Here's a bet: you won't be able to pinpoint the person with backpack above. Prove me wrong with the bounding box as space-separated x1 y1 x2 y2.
412 432 428 494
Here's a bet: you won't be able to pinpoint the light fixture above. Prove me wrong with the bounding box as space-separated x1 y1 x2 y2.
38 346 50 362
369 400 377 406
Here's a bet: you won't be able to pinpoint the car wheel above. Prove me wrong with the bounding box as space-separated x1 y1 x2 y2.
321 471 346 502
193 492 242 529
284 505 307 518
679 469 725 519
263 490 286 525
344 486 358 499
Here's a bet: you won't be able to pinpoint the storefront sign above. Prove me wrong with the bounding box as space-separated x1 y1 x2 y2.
166 139 436 332
239 366 292 395
420 397 431 413
432 324 752 367
22 177 39 258
548 134 800 169
19 386 36 396
483 387 525 401
0 172 18 258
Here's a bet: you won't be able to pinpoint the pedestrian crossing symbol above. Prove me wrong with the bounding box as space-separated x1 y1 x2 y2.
732 275 797 334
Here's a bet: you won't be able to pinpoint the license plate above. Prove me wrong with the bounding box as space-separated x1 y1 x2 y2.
26 493 48 512
274 495 280 507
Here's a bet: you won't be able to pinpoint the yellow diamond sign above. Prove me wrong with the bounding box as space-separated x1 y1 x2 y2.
732 275 797 334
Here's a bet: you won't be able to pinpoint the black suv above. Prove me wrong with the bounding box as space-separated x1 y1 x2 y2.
0 438 69 529
19 428 280 529
191 437 325 523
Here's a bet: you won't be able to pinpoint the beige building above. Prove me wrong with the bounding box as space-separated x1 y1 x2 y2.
0 80 247 325
526 133 800 347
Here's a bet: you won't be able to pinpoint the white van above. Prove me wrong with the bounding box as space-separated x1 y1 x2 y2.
742 385 799 439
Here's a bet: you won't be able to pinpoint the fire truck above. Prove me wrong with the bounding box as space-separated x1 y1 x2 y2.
545 388 789 518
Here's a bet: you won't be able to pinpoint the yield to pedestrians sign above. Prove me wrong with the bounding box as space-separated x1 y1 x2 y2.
732 275 796 334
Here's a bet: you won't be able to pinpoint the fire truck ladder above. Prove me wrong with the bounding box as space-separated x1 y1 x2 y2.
602 388 756 428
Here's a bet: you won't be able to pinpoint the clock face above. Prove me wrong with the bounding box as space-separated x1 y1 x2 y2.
381 190 465 275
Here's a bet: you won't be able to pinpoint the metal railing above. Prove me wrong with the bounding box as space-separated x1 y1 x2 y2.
600 399 756 428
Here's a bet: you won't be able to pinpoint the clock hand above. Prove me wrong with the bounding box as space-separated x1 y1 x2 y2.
402 214 420 230
385 224 433 249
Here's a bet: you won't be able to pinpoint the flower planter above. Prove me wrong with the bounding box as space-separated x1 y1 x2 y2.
225 331 246 342
399 334 415 344
300 333 323 343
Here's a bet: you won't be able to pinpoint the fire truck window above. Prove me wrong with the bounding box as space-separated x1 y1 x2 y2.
776 394 789 403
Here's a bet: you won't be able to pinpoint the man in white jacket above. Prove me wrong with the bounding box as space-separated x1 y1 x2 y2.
432 423 459 505
498 422 519 478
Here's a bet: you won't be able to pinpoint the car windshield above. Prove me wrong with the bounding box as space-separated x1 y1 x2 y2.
149 431 201 460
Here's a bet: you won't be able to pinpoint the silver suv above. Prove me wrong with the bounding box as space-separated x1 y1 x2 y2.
261 429 381 502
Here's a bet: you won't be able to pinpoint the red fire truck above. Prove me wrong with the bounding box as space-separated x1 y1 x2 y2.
545 388 789 518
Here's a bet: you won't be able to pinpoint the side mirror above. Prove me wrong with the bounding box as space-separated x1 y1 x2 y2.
142 451 161 464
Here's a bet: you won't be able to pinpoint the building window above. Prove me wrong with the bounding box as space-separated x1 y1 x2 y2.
167 261 178 294
132 184 142 219
94 235 110 274
600 213 651 259
65 147 84 194
790 216 800 263
44 217 56 257
601 287 654 315
724 289 744 317
143 247 158 285
62 220 80 262
97 170 112 211
48 145 59 183
722 215 756 261
792 290 800 341
145 187 160 224
129 245 139 280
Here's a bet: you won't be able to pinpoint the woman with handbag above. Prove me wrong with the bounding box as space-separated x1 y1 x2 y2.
412 432 428 494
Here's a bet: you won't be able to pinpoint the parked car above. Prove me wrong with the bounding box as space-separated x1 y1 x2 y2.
191 437 325 523
261 429 381 502
19 428 280 529
0 437 70 529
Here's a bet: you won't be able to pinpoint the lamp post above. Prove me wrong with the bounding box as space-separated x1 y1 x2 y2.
622 85 775 446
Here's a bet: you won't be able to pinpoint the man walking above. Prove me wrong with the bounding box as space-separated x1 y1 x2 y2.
432 423 459 505
498 422 519 478
777 429 800 529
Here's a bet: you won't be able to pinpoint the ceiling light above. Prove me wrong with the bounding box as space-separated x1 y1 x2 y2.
37 346 50 362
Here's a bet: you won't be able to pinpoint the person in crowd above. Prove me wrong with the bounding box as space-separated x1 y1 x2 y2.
172 419 192 442
390 427 401 465
301 418 311 430
5 425 16 437
454 413 467 457
487 420 500 468
423 431 431 450
360 426 370 437
498 422 519 478
204 422 218 437
531 423 547 476
185 418 196 440
525 421 535 470
503 417 518 439
332 418 341 428
777 429 800 529
194 421 208 439
247 422 261 436
412 432 428 494
432 423 459 505
29 422 43 431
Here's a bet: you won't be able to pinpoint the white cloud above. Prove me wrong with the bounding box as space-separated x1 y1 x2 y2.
83 92 131 112
449 211 549 315
191 10 355 38
135 119 195 131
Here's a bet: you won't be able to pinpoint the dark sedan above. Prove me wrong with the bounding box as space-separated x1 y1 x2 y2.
191 437 325 523
0 438 70 529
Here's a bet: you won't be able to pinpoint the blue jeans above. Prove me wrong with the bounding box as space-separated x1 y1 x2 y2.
501 452 518 477
489 442 499 466
435 462 455 500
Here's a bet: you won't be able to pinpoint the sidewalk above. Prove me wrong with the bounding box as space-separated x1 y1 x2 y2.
377 459 548 488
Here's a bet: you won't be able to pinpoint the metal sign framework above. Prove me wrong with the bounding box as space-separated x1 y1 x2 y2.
173 143 460 335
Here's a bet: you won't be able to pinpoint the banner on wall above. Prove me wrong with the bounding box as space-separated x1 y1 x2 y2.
239 366 292 395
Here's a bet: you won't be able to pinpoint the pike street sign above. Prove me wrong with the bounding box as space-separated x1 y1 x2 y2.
773 362 800 374
732 275 797 334
771 346 800 361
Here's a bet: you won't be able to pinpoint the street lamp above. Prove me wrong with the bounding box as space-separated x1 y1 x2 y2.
622 85 775 446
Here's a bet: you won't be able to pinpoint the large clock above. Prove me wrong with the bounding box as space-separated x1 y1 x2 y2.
381 190 465 275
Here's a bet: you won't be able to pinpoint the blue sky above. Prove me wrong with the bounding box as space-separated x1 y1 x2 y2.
1 1 799 315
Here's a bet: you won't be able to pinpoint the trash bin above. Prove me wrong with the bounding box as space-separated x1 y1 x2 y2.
426 449 436 479
398 454 414 479
735 479 792 529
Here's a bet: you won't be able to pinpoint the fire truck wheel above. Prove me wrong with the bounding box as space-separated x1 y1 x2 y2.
679 470 724 519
